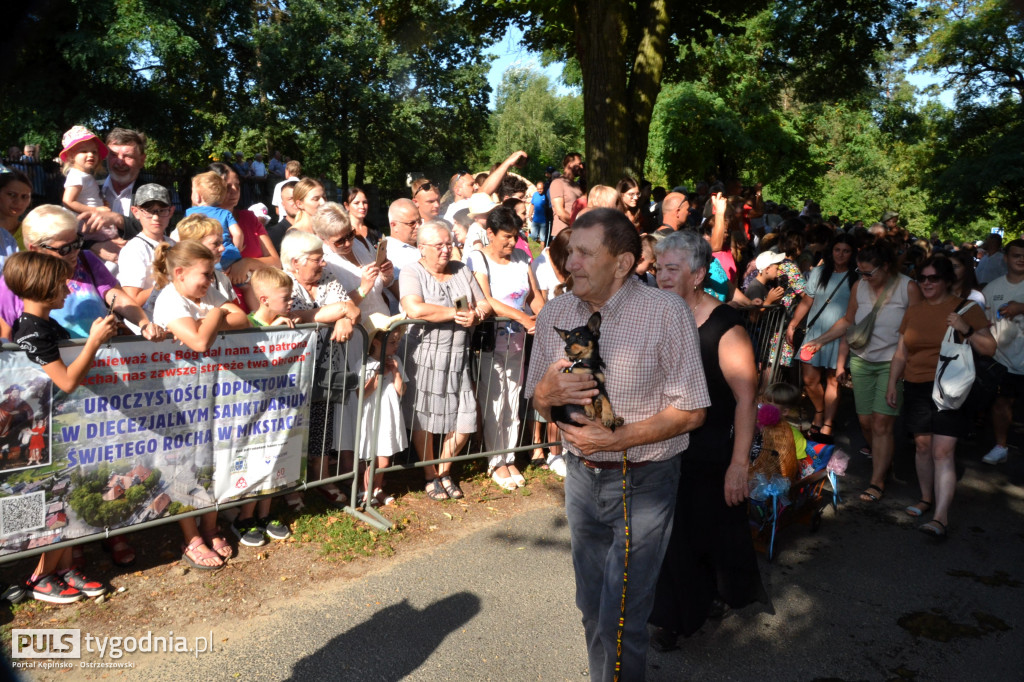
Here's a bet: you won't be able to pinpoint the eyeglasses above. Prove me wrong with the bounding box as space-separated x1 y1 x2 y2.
624 191 640 199
855 266 879 278
422 242 453 251
394 218 423 228
333 233 355 245
136 206 173 218
917 274 944 283
38 237 84 256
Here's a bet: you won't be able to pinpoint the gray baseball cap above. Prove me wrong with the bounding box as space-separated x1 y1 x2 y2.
133 184 171 206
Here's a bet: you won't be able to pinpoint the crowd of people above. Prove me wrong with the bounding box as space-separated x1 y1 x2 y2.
1 130 1021 679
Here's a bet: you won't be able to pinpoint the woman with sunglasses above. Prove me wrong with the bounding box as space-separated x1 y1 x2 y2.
0 205 163 343
803 242 920 504
885 256 994 538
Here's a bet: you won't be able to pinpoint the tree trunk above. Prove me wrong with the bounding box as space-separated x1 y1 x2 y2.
573 0 670 186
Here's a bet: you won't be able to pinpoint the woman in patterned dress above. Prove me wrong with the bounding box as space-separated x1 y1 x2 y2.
399 221 492 501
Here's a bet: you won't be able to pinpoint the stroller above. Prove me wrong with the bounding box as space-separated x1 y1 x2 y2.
747 404 848 560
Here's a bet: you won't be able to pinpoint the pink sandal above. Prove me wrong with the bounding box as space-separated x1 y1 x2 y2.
181 537 223 571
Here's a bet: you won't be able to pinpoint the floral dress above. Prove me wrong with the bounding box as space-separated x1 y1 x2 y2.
769 259 806 367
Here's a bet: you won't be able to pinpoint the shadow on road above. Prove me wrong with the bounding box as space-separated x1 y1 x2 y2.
289 592 481 681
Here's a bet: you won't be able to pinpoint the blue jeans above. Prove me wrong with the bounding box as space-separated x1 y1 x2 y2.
530 220 549 244
564 454 681 682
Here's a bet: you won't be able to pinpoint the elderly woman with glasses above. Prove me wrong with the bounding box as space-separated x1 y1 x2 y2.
280 229 361 507
803 242 921 504
647 229 764 649
0 205 163 342
400 220 492 501
885 256 994 538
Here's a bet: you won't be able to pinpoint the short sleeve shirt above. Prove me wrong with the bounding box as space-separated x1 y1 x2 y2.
548 178 582 236
899 298 989 383
13 312 70 366
525 278 710 462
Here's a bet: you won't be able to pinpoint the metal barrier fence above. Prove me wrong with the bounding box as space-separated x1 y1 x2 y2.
0 317 556 561
742 304 792 391
0 308 795 563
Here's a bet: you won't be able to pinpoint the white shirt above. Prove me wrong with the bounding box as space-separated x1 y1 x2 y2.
385 239 420 280
324 240 390 333
101 176 136 216
65 168 105 209
118 234 172 315
984 275 1024 374
153 285 228 327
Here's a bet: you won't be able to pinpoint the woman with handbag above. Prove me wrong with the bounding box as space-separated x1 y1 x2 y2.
885 257 994 538
788 234 857 442
803 243 920 503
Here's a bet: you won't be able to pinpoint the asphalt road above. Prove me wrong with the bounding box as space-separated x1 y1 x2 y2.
42 413 1024 682
112 435 1024 681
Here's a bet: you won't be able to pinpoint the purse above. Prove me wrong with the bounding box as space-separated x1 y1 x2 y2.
846 276 897 350
932 301 977 411
469 254 496 353
311 336 362 404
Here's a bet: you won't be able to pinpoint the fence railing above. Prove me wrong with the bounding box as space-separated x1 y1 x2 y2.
0 306 792 564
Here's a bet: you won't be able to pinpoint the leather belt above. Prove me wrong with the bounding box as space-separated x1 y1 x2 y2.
581 458 651 470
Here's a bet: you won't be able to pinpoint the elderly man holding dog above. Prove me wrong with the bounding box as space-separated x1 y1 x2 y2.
526 208 709 682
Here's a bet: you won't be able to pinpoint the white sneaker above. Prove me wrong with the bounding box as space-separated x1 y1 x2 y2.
982 445 1008 465
548 454 567 478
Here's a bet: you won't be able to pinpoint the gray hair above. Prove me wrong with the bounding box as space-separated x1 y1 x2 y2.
279 229 324 274
654 229 711 275
22 205 78 247
312 202 351 241
417 220 452 246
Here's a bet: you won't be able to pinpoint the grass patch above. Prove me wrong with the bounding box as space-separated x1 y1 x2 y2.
293 509 396 562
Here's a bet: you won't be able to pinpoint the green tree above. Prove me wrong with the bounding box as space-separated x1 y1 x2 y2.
915 0 1024 229
488 66 583 179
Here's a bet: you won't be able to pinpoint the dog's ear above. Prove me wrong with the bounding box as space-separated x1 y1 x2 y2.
555 327 570 341
587 312 602 336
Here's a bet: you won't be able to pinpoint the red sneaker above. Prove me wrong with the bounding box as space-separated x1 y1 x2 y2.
60 569 107 598
28 574 84 604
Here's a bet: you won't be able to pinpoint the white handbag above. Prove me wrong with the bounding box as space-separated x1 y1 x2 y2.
932 301 977 411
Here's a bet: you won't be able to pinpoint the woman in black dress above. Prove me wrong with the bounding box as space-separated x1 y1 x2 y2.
648 230 766 650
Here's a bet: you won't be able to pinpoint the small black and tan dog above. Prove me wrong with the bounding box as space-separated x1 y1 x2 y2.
550 312 624 430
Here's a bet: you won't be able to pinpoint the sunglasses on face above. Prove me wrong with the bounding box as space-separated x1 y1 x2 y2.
855 266 879 278
917 274 944 283
38 237 84 256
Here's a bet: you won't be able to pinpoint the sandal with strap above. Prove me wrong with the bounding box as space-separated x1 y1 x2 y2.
439 475 464 500
918 519 947 539
905 500 933 518
201 531 233 559
181 538 223 571
373 488 396 506
859 484 884 502
425 478 449 501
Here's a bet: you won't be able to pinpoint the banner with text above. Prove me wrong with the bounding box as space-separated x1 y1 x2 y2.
0 328 316 558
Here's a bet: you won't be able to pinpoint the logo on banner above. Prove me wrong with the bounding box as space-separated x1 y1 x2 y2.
234 477 247 489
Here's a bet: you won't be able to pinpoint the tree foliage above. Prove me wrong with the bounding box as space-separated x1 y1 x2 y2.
1 0 493 188
916 0 1024 229
487 66 583 178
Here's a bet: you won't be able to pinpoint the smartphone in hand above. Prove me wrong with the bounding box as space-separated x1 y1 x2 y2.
375 237 389 268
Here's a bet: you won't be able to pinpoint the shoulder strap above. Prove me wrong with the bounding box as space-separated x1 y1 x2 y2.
805 271 850 330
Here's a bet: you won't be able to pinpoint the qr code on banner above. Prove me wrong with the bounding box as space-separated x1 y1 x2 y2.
0 492 46 537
